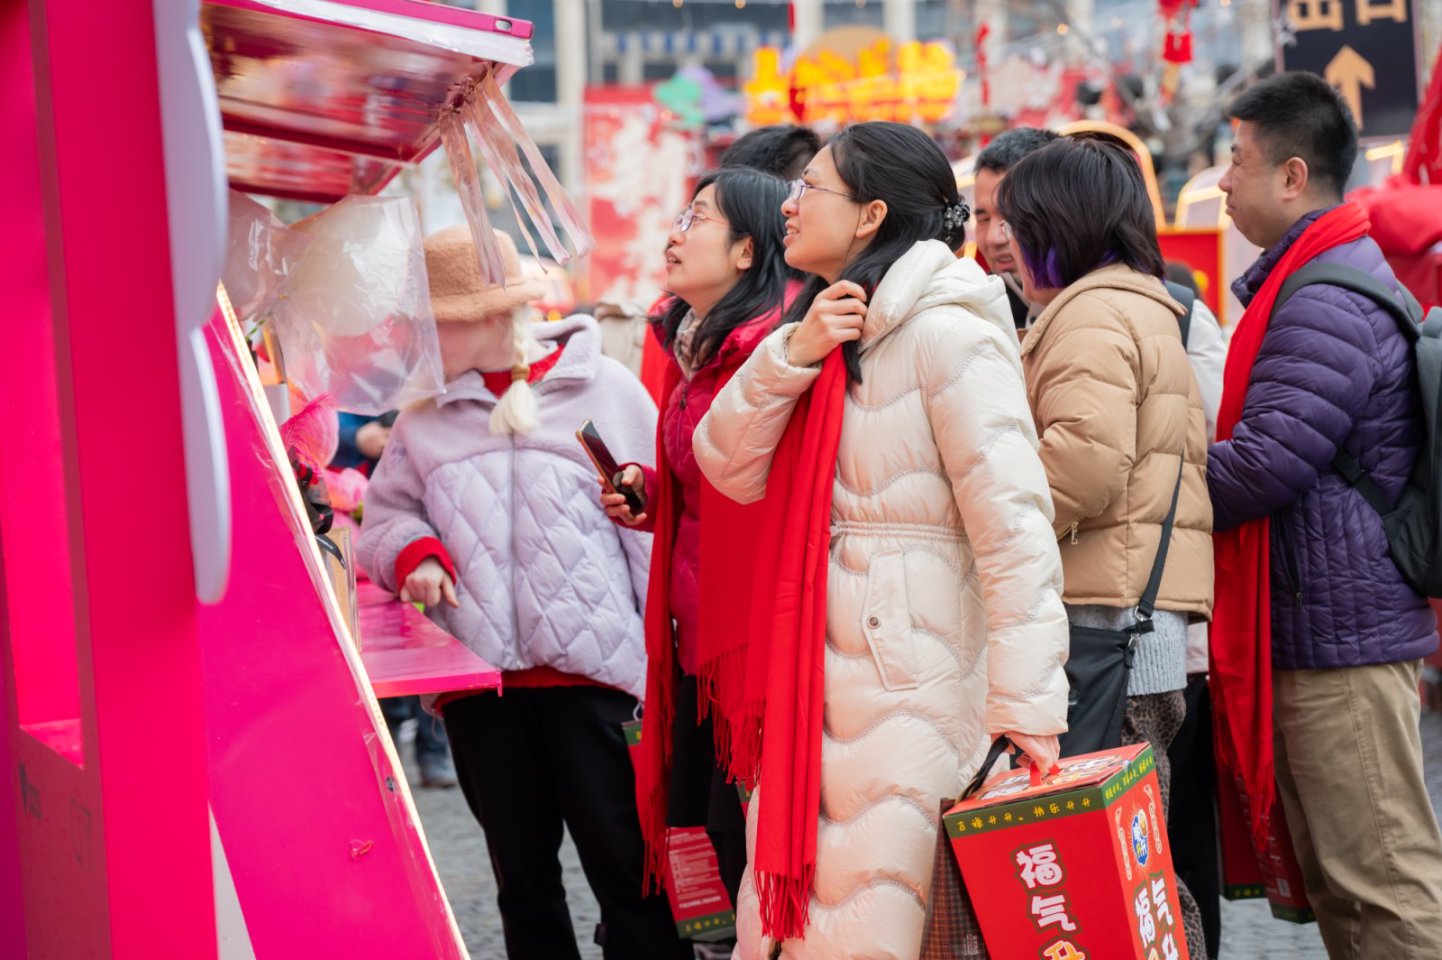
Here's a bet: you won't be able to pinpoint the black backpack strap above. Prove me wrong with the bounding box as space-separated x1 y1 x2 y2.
1274 261 1422 338
1333 448 1396 516
1164 280 1195 350
1273 262 1424 515
1131 457 1185 632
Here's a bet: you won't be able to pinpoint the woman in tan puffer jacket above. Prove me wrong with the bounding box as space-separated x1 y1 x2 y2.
696 122 1070 960
997 134 1214 953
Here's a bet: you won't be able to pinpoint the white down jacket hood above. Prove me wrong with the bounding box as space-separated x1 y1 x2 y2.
695 241 1071 960
357 314 657 698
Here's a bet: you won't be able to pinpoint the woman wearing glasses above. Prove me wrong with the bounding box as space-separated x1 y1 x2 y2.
598 167 795 934
694 122 1071 959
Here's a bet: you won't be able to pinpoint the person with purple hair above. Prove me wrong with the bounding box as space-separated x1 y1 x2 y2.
997 134 1215 956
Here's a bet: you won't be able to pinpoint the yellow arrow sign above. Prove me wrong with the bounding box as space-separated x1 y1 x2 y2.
1325 44 1375 130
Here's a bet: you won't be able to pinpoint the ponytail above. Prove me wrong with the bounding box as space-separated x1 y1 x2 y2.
490 307 540 436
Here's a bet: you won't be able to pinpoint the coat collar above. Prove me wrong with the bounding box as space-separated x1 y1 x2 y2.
437 313 602 407
859 240 1013 353
1020 264 1183 359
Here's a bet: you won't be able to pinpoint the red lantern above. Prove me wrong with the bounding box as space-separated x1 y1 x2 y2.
1159 0 1196 65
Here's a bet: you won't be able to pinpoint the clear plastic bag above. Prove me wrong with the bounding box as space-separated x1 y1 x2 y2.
270 196 444 415
222 190 308 328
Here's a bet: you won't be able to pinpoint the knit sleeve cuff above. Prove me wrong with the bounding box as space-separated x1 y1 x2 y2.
395 537 456 589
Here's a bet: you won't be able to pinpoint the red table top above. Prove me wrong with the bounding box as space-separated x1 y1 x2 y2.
357 580 500 698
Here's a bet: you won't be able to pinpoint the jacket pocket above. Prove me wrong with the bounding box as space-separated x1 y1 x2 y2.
862 552 919 692
1273 511 1304 608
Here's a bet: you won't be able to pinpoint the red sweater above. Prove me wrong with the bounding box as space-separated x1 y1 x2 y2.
628 297 793 674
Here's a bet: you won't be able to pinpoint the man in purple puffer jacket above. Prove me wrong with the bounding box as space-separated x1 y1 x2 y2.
1209 72 1442 958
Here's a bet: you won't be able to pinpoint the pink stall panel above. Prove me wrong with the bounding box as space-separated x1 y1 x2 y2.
200 312 469 958
358 582 502 700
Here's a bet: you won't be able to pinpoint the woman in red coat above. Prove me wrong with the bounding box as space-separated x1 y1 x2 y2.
600 167 794 923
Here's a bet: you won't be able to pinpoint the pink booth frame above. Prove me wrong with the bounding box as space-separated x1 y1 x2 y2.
2 0 526 955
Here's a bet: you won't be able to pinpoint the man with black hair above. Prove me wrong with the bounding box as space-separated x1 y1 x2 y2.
972 127 1060 329
1209 70 1442 958
717 124 820 181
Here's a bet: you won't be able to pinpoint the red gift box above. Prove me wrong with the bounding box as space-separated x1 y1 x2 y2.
1216 770 1315 923
943 744 1190 960
623 721 737 942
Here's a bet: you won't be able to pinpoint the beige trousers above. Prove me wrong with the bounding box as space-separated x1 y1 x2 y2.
1273 660 1442 959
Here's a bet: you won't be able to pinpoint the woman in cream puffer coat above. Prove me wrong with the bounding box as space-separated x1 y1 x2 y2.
694 123 1071 960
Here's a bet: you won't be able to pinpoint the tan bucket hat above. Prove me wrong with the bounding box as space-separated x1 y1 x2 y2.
424 225 548 323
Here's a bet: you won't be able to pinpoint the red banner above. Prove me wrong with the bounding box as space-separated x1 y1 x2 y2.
1159 228 1227 326
583 86 700 315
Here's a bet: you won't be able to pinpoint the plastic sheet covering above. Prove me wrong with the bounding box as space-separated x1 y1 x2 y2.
471 72 593 263
440 113 506 286
222 190 307 328
203 299 467 958
434 68 593 282
270 195 443 415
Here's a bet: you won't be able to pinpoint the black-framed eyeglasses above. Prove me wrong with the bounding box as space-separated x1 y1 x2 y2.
786 178 856 204
673 208 724 233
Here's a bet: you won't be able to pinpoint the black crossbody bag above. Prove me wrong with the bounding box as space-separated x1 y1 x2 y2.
1057 460 1184 757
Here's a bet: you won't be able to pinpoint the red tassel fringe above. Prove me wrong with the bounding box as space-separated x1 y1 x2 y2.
756 865 816 943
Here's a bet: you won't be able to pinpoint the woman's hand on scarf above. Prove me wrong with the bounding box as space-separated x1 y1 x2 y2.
599 465 648 526
1002 731 1060 778
786 281 868 368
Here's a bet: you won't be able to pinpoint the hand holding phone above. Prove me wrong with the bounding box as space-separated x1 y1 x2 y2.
578 419 646 516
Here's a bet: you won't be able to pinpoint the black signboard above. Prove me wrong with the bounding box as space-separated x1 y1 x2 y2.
1281 0 1421 138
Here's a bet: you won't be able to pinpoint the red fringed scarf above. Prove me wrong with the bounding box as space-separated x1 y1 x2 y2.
1211 202 1370 845
634 299 801 905
739 351 845 938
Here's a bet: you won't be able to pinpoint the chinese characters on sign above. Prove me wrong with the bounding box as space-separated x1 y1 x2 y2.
1283 0 1417 135
744 37 962 127
1134 873 1184 960
1016 843 1088 959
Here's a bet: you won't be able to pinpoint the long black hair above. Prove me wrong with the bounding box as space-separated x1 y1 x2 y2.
782 122 969 381
658 167 791 371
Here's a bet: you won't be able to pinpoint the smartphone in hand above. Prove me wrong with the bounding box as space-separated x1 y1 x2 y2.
577 419 645 515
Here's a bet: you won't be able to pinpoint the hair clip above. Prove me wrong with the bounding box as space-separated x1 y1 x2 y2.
943 201 971 233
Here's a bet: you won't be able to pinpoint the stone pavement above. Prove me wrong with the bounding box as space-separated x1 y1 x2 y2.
402 710 1442 959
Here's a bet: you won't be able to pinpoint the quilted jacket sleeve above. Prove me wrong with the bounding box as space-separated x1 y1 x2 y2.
927 320 1071 737
356 425 441 595
591 357 659 613
1207 288 1379 532
694 322 821 505
1032 297 1138 535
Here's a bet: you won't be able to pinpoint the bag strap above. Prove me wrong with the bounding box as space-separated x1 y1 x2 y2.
1273 262 1424 515
1274 261 1422 340
1333 448 1397 517
1164 280 1195 350
961 736 1013 800
961 736 1045 801
1132 458 1185 632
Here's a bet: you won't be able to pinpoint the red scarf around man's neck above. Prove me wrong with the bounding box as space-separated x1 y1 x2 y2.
1212 201 1370 844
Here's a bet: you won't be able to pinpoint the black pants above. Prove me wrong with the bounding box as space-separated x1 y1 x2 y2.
1166 674 1222 960
444 687 691 960
666 673 747 912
